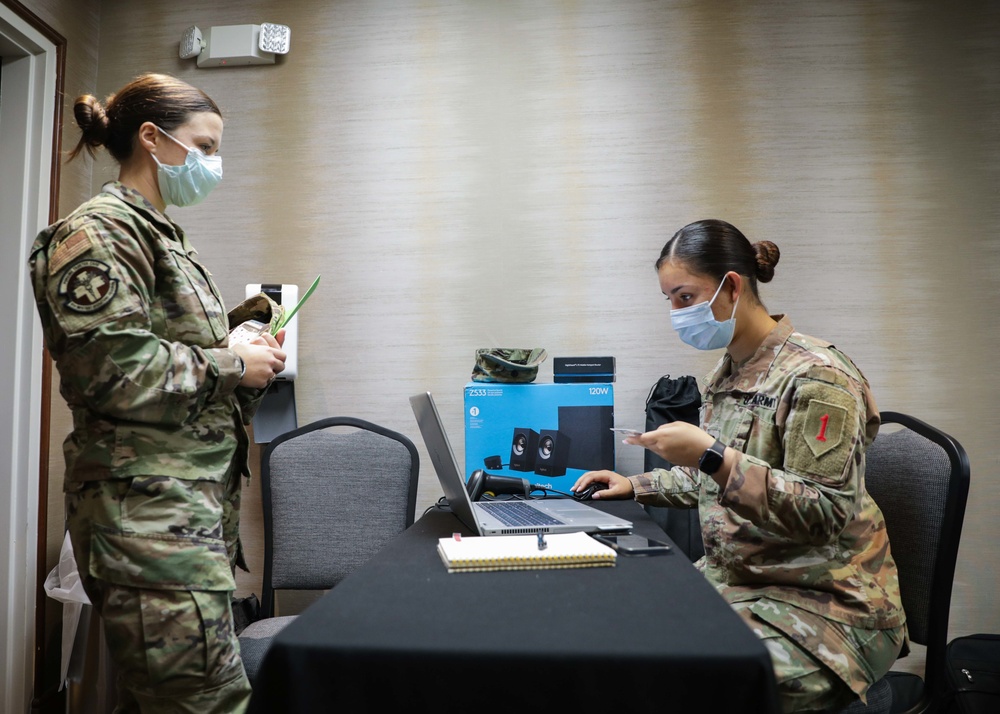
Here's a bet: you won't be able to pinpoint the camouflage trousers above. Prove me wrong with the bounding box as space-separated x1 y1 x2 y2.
733 599 906 713
65 470 251 714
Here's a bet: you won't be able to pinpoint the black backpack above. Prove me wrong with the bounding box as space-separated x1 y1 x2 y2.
943 634 1000 713
642 375 705 561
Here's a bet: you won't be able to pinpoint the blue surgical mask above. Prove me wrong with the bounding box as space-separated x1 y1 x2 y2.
152 125 223 207
670 278 739 350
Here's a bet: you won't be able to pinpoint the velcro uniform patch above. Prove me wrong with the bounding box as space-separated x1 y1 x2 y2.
785 380 859 486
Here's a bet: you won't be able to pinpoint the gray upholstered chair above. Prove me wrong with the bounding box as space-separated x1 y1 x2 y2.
238 417 419 685
838 411 970 714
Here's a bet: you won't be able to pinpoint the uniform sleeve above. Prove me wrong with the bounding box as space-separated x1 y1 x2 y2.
717 365 875 545
235 386 267 424
629 466 701 509
41 215 242 427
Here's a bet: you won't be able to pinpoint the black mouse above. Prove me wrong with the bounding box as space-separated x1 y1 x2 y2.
573 482 608 501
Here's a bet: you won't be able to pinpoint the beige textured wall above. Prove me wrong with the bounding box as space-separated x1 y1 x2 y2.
32 0 1000 656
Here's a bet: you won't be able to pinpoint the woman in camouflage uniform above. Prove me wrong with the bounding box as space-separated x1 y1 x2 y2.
574 219 906 712
29 74 286 713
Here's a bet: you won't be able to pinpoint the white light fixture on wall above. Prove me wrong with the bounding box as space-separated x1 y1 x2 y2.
179 23 290 67
179 26 204 60
259 23 291 55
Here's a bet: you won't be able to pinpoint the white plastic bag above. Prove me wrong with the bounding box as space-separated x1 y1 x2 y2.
43 531 91 690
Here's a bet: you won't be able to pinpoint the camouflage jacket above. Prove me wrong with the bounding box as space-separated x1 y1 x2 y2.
29 182 263 485
630 316 905 630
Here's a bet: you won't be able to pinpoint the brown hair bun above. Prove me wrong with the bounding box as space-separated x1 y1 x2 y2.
753 240 780 283
70 95 109 160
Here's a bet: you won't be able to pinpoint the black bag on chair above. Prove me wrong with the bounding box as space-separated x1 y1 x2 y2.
642 375 705 561
231 593 261 636
944 634 1000 713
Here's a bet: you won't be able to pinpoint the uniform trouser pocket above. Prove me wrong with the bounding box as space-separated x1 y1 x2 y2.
92 581 251 713
734 599 906 713
66 476 250 712
67 476 236 591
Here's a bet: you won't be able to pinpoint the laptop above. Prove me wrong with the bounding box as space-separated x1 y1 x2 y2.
409 392 632 536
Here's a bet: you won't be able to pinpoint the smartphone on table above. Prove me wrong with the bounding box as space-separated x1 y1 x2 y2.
592 534 672 556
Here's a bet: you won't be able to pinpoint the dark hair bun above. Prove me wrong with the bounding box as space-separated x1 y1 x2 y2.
72 94 109 154
753 240 780 283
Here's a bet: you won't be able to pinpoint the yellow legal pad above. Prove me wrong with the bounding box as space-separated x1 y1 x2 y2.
437 531 617 573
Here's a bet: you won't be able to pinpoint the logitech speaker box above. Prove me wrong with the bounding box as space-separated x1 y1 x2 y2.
464 382 615 494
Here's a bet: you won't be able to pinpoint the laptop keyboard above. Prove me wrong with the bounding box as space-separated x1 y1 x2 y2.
478 501 564 527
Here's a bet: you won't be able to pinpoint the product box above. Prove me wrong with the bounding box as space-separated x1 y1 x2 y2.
553 356 616 383
464 382 615 495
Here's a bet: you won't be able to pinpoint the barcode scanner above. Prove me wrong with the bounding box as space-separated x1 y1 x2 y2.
466 469 531 501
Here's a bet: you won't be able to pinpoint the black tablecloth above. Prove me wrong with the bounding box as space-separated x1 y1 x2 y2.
248 500 779 713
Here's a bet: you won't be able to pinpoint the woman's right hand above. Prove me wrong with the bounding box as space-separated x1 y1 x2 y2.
232 333 287 389
571 470 635 500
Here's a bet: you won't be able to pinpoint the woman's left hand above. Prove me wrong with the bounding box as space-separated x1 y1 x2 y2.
625 422 716 469
233 328 288 388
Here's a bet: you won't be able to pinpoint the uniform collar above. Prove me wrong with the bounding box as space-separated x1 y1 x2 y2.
101 181 186 242
705 314 794 393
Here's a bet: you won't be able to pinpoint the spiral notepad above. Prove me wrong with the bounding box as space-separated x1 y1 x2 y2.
437 531 617 573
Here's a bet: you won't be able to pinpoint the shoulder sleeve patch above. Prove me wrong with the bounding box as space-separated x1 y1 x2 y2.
46 222 143 336
58 258 119 314
802 399 847 458
49 228 96 274
785 380 860 485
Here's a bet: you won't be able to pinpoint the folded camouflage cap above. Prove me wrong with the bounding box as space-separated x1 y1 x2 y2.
227 293 285 334
471 348 548 383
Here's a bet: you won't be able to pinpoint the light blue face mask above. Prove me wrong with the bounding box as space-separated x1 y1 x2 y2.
670 277 739 350
152 125 223 207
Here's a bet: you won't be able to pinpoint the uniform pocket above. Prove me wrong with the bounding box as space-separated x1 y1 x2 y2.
160 245 229 345
137 589 210 688
87 476 235 590
134 589 244 690
716 401 755 452
89 527 235 591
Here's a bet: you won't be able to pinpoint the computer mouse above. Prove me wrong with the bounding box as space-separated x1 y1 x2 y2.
573 482 609 501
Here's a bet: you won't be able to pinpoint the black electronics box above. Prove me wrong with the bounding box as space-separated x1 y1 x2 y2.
553 356 616 383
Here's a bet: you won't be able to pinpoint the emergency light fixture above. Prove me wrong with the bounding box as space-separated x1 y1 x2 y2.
179 23 290 67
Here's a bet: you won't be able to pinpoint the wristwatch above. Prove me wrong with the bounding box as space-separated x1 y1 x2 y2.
698 439 726 475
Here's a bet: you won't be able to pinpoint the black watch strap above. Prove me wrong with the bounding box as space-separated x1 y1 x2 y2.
698 439 726 475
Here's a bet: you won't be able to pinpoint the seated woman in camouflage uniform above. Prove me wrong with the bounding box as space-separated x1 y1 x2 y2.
573 219 906 713
29 74 287 713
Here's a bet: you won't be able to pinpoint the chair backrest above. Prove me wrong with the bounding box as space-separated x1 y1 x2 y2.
863 411 970 701
258 416 419 617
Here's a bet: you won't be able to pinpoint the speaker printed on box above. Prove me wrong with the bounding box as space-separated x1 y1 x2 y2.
534 429 571 477
509 428 539 472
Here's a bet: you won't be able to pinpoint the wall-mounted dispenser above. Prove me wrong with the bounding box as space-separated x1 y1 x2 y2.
246 282 299 443
246 282 299 381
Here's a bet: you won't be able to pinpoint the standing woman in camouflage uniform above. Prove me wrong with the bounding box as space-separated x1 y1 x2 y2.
29 74 286 713
574 219 906 713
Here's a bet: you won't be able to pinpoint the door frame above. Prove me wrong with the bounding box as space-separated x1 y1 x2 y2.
0 2 64 712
